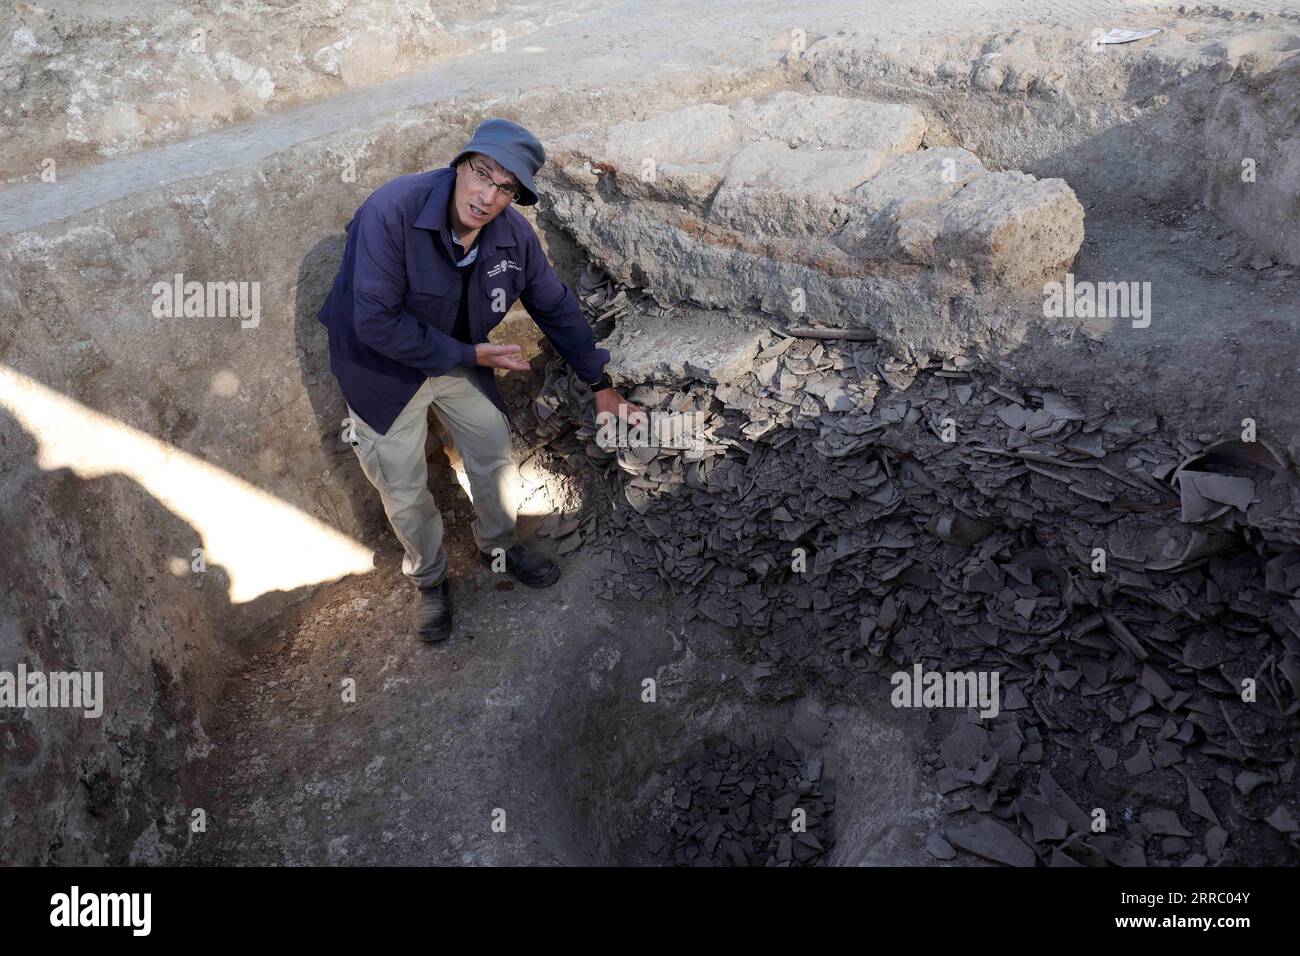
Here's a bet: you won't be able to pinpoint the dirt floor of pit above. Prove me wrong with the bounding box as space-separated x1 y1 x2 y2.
182 511 647 866
180 454 942 867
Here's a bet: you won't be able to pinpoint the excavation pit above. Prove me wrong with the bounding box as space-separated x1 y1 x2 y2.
2 8 1298 867
529 624 936 866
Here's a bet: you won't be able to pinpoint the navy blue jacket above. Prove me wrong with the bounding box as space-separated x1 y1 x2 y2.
317 165 609 434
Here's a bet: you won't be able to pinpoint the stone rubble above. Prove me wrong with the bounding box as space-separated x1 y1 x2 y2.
638 733 835 867
531 265 1300 867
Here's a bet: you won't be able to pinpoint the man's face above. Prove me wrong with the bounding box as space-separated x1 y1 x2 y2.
451 153 519 232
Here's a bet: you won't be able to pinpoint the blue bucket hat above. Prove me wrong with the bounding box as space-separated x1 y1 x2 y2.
449 118 545 206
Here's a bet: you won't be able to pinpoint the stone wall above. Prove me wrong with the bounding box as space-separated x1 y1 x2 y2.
545 91 1084 363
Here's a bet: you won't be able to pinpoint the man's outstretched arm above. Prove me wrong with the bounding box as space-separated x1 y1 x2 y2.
518 228 646 424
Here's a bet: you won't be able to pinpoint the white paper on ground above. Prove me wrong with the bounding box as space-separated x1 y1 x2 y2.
1097 28 1162 44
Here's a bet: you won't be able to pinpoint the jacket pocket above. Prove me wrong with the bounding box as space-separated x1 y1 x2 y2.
408 271 452 296
405 270 456 331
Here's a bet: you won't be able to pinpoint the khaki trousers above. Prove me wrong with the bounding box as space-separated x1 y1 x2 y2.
346 367 518 588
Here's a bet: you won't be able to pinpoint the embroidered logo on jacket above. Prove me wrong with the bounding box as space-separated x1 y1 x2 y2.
486 259 522 277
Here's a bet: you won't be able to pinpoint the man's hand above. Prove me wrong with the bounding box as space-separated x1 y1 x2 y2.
474 343 530 372
594 388 648 428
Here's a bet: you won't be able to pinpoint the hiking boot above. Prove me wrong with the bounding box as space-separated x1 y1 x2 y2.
415 580 452 642
480 543 561 589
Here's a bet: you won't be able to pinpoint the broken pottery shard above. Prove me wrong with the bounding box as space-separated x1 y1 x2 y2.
936 767 973 794
1091 835 1147 868
1019 795 1069 843
796 832 824 851
1176 472 1232 523
998 404 1035 430
1093 745 1118 770
971 755 999 787
1039 392 1086 421
926 831 957 860
1139 664 1175 702
1124 743 1154 777
927 512 997 546
1182 471 1256 514
1139 809 1191 837
1102 613 1149 662
1037 771 1092 834
1265 805 1299 834
945 819 1037 867
1161 836 1190 855
1233 771 1272 797
1049 848 1085 867
940 721 989 772
1063 431 1106 459
555 530 583 555
1183 774 1221 826
723 840 749 867
1205 826 1229 861
1153 743 1183 769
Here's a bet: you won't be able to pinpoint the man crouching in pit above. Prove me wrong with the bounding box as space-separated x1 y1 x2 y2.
318 117 646 641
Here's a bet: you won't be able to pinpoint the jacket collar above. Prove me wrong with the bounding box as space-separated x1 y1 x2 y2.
413 166 516 260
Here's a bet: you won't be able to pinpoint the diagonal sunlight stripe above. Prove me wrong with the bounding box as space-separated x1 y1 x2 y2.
0 365 374 603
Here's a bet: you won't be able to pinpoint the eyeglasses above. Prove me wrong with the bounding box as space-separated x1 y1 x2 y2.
466 160 519 203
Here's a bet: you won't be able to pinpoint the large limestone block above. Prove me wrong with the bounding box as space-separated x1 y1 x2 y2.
835 154 1084 283
601 103 741 165
732 92 925 153
550 104 740 209
602 307 767 386
550 94 925 215
930 171 1085 285
709 141 880 234
835 147 987 260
